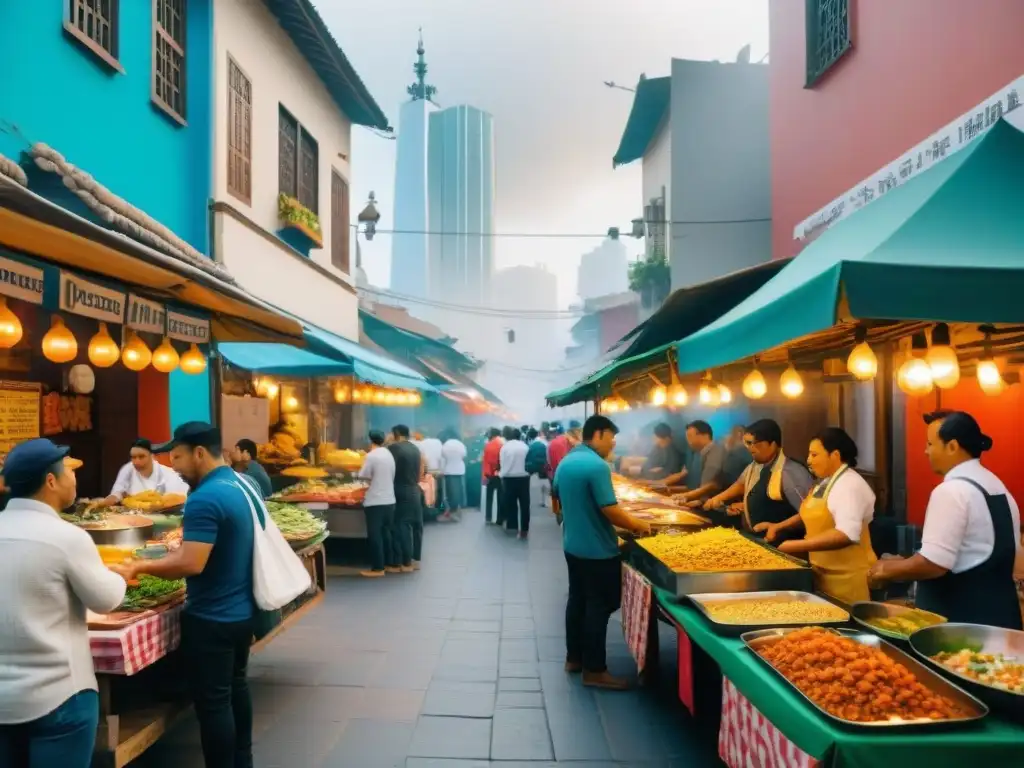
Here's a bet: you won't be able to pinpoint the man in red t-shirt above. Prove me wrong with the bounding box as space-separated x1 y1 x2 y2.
481 428 504 524
547 421 581 520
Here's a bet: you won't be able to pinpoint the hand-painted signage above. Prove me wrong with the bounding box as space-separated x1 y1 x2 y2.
0 254 44 305
59 271 124 323
127 293 166 335
167 310 210 344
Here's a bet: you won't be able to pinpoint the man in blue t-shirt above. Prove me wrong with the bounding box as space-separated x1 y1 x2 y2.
114 421 257 768
552 415 651 690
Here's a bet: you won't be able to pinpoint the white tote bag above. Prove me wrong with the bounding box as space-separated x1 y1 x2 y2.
231 475 311 611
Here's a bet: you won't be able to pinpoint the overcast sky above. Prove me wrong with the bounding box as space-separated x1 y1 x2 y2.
319 0 769 308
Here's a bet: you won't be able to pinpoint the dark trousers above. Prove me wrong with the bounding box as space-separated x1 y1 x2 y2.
565 553 622 673
0 690 98 768
181 612 256 768
484 475 503 523
394 492 423 566
364 503 396 571
503 476 531 532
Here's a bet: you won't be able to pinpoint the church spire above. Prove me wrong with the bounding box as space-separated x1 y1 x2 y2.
407 28 437 102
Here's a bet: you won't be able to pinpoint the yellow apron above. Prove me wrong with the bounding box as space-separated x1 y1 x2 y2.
797 465 876 604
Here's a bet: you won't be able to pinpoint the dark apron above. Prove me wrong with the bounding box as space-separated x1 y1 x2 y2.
916 478 1023 630
745 463 801 544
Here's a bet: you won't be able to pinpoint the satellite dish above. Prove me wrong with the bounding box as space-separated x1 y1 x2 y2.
736 44 751 64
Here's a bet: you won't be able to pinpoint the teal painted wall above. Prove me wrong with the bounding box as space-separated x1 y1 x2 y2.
0 0 214 423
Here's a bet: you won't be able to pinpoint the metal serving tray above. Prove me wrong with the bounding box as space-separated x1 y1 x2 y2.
851 601 946 643
624 504 714 530
742 627 989 729
626 532 814 598
688 590 850 637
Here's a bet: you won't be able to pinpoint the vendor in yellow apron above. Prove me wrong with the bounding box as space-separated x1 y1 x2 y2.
793 466 876 604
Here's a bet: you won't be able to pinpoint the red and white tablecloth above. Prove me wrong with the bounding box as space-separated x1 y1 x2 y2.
719 678 821 768
90 604 183 676
620 564 653 672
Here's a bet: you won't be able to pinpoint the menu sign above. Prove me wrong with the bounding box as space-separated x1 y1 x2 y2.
0 254 45 305
126 293 166 335
0 381 41 453
59 271 124 324
167 310 210 344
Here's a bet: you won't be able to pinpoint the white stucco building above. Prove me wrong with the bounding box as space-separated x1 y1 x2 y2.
210 0 389 340
613 58 771 290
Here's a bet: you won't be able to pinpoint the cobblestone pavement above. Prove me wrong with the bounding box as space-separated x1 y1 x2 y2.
132 490 720 767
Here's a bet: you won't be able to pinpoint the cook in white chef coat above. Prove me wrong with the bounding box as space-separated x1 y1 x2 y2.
99 438 189 506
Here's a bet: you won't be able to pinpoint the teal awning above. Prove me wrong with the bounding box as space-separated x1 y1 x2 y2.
612 76 670 167
218 342 353 377
302 323 433 390
675 118 1024 374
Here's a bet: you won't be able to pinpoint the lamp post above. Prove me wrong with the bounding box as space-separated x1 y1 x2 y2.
357 191 381 241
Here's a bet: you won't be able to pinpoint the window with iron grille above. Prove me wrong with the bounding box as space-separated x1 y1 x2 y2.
805 0 851 86
331 171 350 273
227 57 252 205
278 106 319 214
65 0 120 68
153 0 186 123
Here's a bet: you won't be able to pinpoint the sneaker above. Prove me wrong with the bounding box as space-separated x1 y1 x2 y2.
564 661 583 674
360 570 385 578
582 671 630 690
411 560 421 570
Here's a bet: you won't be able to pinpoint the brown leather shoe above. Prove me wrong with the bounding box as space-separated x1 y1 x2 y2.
582 671 630 690
564 661 582 674
360 570 385 578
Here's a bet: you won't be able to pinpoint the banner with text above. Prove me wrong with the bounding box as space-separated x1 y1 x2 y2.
59 271 125 323
167 310 210 344
0 254 45 305
126 293 167 335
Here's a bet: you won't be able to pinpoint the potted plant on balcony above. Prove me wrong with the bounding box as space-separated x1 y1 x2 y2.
278 194 323 249
628 246 671 309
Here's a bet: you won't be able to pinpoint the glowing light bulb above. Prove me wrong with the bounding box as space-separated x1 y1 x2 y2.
152 337 180 373
649 385 667 407
698 381 714 404
780 365 804 399
927 345 960 389
718 384 732 404
897 357 934 396
742 369 767 399
847 342 878 381
977 358 1005 396
42 316 78 363
179 343 207 375
668 384 688 407
87 323 120 368
0 297 23 349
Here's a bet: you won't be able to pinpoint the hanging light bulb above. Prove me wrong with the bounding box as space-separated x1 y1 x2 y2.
618 397 631 412
0 297 23 349
410 391 422 406
780 364 804 399
384 391 398 405
120 331 152 372
152 337 180 373
649 384 667 407
926 323 960 389
846 326 878 381
668 383 688 407
718 384 732 404
373 389 387 404
265 380 279 399
179 343 207 375
977 357 1005 395
42 316 78 363
698 372 716 405
334 384 350 403
601 396 618 414
284 395 299 410
896 332 933 396
742 368 767 399
87 323 120 368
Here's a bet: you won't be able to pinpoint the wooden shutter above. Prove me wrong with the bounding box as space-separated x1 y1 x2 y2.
298 128 319 213
226 57 251 205
331 171 350 273
278 107 298 198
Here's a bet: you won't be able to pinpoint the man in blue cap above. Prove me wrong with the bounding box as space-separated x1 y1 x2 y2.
112 422 259 768
0 438 128 765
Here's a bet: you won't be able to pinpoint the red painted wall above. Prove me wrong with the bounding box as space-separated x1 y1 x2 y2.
769 0 1024 261
137 367 172 466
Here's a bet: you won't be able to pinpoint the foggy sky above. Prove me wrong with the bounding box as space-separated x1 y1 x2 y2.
318 0 769 308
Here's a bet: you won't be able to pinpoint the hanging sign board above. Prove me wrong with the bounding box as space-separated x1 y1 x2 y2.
59 271 124 324
167 310 210 344
126 293 166 335
0 381 41 453
794 74 1024 240
0 254 45 305
220 395 269 452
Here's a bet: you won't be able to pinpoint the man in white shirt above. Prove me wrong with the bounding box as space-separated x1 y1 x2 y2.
358 430 398 578
439 430 468 522
417 434 443 473
500 428 531 538
0 439 127 765
870 410 1023 629
99 438 189 506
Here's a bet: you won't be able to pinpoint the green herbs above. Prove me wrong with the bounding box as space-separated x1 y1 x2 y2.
266 501 326 540
120 575 185 612
278 194 322 240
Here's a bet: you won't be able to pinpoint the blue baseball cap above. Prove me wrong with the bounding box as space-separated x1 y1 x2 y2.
2 438 72 494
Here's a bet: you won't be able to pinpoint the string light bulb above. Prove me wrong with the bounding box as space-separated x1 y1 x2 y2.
718 384 732 404
179 343 207 375
334 384 350 403
121 331 152 372
668 383 688 408
0 297 23 348
846 326 878 381
284 395 299 411
896 332 934 396
977 328 1005 396
780 364 804 399
926 323 960 389
87 323 120 368
649 384 667 407
698 373 715 405
742 368 767 399
152 337 180 373
42 316 78 363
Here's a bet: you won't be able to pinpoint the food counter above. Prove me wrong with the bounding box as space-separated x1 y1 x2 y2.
270 478 368 540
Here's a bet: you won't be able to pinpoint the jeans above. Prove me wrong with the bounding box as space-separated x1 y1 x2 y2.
565 553 622 673
394 491 423 566
364 503 396 571
484 475 503 523
0 689 98 768
503 476 531 532
444 474 466 511
181 612 256 768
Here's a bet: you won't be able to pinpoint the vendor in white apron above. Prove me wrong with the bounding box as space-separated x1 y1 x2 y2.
870 411 1023 630
98 438 189 506
763 428 876 605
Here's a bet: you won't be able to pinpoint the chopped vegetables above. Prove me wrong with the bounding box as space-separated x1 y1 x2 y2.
266 501 327 541
931 649 1024 694
120 575 185 612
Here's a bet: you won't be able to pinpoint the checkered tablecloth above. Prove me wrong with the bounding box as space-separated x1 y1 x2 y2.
621 564 653 673
90 604 183 676
719 677 821 768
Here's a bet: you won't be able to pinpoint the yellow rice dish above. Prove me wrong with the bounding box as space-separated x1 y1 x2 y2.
703 596 849 625
638 528 799 572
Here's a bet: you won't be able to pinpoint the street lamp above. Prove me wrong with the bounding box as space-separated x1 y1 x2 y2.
357 191 381 241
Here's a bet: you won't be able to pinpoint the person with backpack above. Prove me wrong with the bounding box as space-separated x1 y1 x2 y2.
525 428 550 508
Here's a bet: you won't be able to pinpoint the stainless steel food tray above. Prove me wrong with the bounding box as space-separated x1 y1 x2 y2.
624 504 714 530
688 590 850 637
742 627 988 729
851 601 946 643
625 532 814 598
910 623 1024 719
